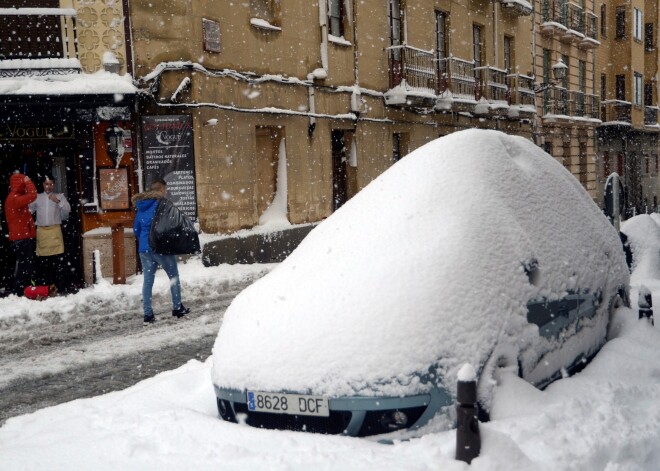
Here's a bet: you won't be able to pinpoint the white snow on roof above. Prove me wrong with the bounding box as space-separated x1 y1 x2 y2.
0 70 136 95
211 129 628 398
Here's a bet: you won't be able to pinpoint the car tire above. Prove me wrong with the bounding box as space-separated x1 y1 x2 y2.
476 346 521 420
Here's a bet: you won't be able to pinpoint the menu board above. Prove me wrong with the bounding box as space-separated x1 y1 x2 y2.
141 115 197 220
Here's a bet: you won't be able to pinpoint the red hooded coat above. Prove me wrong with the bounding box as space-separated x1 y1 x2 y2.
5 173 37 241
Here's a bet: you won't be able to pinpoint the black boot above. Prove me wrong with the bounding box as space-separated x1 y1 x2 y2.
172 305 191 318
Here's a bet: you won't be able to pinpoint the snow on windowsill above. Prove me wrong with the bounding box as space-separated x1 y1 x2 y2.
328 34 352 47
0 58 81 70
0 7 76 16
250 18 282 32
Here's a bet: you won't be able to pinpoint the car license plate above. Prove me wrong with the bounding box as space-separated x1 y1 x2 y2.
246 391 329 417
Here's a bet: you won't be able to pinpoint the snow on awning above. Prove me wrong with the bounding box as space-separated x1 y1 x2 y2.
0 70 136 96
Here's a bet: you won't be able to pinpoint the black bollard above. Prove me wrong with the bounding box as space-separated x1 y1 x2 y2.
456 377 481 464
638 286 654 325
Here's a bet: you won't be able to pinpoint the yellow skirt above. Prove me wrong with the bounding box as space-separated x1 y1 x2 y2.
36 225 64 256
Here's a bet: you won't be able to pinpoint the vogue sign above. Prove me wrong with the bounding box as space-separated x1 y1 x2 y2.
0 123 75 140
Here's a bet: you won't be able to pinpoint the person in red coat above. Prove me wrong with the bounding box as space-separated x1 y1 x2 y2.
5 173 37 296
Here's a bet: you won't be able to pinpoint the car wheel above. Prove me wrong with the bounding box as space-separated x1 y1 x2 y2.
606 287 630 340
476 345 521 420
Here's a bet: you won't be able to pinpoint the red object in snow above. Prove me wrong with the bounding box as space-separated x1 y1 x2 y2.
24 285 50 300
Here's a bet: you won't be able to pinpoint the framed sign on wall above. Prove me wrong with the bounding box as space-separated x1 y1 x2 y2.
98 167 130 211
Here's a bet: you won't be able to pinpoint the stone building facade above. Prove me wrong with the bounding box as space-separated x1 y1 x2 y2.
128 0 537 233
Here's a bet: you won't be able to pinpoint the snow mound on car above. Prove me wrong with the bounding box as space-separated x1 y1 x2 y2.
621 214 660 283
212 129 628 398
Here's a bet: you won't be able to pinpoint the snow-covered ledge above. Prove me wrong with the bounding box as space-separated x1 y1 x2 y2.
328 34 352 47
0 58 81 70
250 18 282 32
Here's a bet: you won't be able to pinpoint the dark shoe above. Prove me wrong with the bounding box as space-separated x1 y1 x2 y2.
143 316 156 326
172 305 191 318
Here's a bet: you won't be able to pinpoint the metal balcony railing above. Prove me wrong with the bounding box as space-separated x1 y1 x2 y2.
584 12 598 40
645 106 659 126
542 87 569 116
570 90 586 116
565 2 584 34
601 100 632 123
475 66 508 102
507 74 536 108
0 8 77 61
584 94 600 119
438 56 476 101
541 0 565 25
387 45 438 94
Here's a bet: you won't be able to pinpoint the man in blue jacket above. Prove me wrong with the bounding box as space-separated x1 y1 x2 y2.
132 179 190 325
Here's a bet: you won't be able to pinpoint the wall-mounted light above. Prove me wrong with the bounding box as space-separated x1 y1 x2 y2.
105 121 126 166
534 58 568 93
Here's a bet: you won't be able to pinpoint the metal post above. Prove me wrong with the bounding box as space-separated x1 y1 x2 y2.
638 286 654 325
456 376 481 463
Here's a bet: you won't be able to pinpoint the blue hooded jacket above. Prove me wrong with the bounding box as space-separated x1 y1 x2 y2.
132 191 161 253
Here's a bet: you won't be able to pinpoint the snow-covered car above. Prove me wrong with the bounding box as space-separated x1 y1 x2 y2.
211 129 630 437
621 214 660 283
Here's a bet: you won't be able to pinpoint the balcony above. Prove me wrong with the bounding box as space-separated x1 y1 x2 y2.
497 0 532 16
541 0 568 36
507 74 536 118
385 45 438 109
541 86 571 123
600 100 632 125
562 2 584 43
474 66 509 116
579 12 600 49
568 91 600 122
644 106 660 129
436 56 476 112
0 7 79 77
584 94 600 120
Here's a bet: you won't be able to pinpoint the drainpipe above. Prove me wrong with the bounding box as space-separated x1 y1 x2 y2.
493 0 499 66
532 0 539 145
319 0 329 71
352 0 358 85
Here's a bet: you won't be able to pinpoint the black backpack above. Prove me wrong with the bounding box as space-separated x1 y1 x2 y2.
149 198 201 255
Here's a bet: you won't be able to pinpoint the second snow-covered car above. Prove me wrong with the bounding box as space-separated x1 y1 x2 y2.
211 129 630 437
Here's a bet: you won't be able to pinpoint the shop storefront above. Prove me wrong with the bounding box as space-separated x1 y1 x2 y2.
0 91 136 295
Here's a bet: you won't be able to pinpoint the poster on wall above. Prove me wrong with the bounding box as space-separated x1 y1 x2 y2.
141 115 197 220
98 167 130 211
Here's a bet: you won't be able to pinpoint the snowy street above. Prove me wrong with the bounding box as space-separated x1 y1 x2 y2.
0 258 273 424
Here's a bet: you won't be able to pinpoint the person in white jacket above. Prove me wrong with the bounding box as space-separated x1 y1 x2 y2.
29 175 71 291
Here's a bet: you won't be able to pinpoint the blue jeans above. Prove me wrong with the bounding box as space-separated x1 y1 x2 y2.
139 252 182 318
